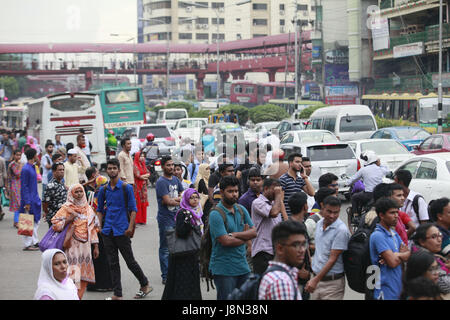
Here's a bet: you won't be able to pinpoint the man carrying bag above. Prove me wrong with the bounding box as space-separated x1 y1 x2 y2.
17 148 41 251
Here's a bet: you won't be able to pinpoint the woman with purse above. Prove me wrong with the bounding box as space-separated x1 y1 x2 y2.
51 184 100 299
7 150 22 226
162 188 203 300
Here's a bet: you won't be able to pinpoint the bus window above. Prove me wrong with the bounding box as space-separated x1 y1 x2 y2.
105 89 139 104
323 118 336 132
275 87 284 98
245 86 254 94
311 118 322 129
50 97 94 112
264 86 272 95
234 85 243 93
258 86 264 95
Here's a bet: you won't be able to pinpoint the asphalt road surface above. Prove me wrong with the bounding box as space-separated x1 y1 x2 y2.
0 184 364 300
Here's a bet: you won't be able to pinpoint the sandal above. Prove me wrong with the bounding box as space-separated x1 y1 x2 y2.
23 246 39 251
134 286 153 299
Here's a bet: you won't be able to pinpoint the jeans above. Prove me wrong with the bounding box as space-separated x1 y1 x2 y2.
102 233 148 298
158 220 173 281
213 273 250 300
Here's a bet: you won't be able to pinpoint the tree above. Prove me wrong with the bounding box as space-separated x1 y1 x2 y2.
248 104 290 124
298 105 328 119
0 76 20 100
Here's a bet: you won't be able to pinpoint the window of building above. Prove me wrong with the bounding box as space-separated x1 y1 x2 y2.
145 16 171 26
280 19 285 26
211 2 225 9
212 18 225 25
280 4 285 10
196 17 209 24
297 4 308 11
253 34 267 38
212 33 225 40
253 19 268 26
147 1 171 10
237 34 242 40
253 3 267 10
179 33 193 40
196 33 209 40
195 2 208 8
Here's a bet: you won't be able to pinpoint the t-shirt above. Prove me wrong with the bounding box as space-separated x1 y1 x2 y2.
202 135 215 153
279 172 306 216
369 225 403 300
402 191 429 227
41 153 52 185
156 175 184 226
0 139 14 161
208 201 254 276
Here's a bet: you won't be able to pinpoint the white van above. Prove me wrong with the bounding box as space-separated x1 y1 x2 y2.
307 105 377 141
156 108 188 129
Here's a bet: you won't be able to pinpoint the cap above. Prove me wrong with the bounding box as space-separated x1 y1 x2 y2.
68 149 77 155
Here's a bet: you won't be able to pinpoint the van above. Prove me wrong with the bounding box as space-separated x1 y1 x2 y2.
307 105 377 141
156 108 188 129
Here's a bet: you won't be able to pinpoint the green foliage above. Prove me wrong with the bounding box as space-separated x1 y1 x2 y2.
375 116 419 129
189 109 211 118
0 76 20 100
248 104 290 124
298 104 328 119
217 104 249 125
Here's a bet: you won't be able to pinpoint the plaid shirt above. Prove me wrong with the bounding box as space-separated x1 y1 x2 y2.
258 261 302 300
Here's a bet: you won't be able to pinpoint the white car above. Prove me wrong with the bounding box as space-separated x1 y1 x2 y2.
387 152 450 204
347 139 414 171
173 118 208 144
280 130 338 146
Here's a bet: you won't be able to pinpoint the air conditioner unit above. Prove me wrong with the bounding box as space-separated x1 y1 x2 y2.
280 10 285 16
196 24 202 29
203 24 209 29
186 6 192 12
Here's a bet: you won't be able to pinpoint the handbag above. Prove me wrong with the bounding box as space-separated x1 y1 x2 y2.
166 225 202 257
17 213 34 237
39 223 71 252
1 188 9 207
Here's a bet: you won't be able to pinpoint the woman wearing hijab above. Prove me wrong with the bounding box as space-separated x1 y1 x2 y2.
34 249 79 300
133 150 150 225
8 150 22 228
162 188 203 300
51 184 100 299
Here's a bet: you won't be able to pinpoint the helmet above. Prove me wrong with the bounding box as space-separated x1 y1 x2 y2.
272 149 285 161
146 133 155 142
205 128 212 135
360 150 379 166
108 130 114 135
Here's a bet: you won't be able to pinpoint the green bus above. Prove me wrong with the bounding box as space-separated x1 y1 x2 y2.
90 85 147 136
268 99 326 118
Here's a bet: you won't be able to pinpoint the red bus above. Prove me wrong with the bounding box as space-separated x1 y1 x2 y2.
229 81 295 107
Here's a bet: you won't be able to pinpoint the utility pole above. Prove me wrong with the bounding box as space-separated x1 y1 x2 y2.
438 0 443 133
294 0 299 107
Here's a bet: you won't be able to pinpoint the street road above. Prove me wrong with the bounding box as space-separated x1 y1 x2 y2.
0 185 364 300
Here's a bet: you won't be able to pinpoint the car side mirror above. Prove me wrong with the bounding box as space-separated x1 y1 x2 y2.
385 171 394 180
413 145 419 150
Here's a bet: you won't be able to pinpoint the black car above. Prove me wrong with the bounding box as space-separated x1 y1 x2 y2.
275 119 304 138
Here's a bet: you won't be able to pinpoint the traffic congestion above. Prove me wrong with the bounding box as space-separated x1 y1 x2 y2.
0 0 449 306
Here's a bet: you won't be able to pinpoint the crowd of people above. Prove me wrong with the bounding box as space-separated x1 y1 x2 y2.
0 126 448 301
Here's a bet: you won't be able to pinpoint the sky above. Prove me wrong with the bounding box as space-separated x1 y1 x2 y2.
0 0 137 43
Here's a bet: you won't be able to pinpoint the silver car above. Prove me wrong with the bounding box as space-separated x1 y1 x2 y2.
281 142 358 194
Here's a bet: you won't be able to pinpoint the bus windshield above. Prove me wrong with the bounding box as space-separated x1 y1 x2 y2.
419 98 450 124
50 97 95 112
105 89 139 104
339 115 376 132
165 110 187 120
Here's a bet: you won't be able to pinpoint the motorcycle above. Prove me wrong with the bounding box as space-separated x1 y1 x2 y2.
341 174 372 234
146 157 162 188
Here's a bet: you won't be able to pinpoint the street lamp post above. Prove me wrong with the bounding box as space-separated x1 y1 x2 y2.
438 0 443 134
180 0 251 107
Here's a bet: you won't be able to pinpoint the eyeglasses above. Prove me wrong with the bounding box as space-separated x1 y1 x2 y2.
190 196 200 200
281 241 308 250
426 233 443 240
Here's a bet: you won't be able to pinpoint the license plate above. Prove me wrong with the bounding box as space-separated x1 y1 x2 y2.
155 166 162 172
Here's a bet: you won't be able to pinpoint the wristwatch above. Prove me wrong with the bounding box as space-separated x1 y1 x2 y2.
228 233 233 237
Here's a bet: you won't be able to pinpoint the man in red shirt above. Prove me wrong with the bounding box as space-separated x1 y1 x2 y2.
389 183 416 245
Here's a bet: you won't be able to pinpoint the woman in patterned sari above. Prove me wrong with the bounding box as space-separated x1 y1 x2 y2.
51 184 100 299
8 150 22 228
133 150 149 225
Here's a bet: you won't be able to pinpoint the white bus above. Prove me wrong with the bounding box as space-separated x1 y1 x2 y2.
0 105 28 130
27 92 106 167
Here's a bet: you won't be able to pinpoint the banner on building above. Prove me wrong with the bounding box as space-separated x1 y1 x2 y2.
324 64 350 86
372 18 390 51
393 42 424 58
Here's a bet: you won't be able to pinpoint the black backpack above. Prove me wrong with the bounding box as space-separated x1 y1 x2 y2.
199 205 245 292
343 215 378 294
227 265 299 300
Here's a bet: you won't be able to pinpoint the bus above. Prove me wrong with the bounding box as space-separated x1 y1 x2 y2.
229 81 295 107
268 98 327 118
27 92 106 167
1 105 28 130
361 93 450 133
90 85 147 136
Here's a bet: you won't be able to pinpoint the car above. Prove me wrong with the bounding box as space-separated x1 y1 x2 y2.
275 119 304 139
156 108 189 129
386 153 450 204
173 118 208 144
122 124 179 155
370 126 431 151
347 139 414 171
412 133 450 155
254 121 280 135
280 130 338 146
280 142 358 194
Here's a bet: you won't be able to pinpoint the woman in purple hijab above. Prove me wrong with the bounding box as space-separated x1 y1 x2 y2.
162 188 203 300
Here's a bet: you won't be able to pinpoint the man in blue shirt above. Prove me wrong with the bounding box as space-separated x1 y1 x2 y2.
97 158 152 300
369 197 410 300
156 155 184 284
238 167 263 214
209 175 256 300
17 148 41 251
305 196 350 300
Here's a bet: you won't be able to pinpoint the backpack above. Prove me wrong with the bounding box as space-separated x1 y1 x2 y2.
227 265 299 300
412 194 425 223
199 204 245 292
343 216 378 294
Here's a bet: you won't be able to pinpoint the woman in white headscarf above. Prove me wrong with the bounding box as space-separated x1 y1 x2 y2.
34 249 79 300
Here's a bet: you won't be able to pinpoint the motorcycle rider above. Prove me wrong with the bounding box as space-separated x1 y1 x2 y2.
345 150 390 217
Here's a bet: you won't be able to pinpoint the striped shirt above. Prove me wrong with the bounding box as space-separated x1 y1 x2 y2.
258 261 302 300
279 172 306 216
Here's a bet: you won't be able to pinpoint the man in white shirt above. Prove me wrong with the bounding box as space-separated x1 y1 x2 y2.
130 133 143 156
394 169 429 227
73 134 90 183
79 129 91 165
41 141 54 197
